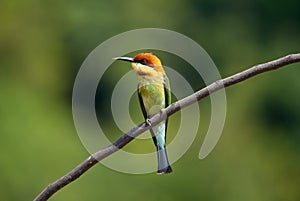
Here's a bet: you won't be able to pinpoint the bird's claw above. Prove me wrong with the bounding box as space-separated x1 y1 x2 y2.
145 119 152 126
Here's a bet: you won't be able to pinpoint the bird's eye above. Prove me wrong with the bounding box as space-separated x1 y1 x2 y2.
141 59 147 65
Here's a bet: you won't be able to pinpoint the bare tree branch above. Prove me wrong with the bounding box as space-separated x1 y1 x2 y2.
34 53 300 201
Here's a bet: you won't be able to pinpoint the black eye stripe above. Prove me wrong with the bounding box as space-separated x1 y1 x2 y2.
134 59 148 65
141 59 147 64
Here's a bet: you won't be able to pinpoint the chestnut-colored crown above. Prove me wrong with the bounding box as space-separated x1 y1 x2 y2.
134 53 165 75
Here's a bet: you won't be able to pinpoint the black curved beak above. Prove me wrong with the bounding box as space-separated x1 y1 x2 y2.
112 57 135 63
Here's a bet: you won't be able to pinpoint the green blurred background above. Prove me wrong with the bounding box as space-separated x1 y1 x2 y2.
1 0 300 200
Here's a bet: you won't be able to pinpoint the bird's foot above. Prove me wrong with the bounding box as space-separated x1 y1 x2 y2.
145 118 152 127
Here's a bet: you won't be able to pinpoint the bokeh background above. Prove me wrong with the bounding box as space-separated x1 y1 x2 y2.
1 0 300 200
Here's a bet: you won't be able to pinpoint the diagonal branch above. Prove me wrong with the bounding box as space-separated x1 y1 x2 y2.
34 53 300 201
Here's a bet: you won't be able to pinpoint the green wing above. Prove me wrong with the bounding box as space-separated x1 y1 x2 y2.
163 75 171 138
137 85 148 120
164 76 171 108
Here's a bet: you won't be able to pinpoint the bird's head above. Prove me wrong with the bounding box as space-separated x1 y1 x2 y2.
113 53 165 76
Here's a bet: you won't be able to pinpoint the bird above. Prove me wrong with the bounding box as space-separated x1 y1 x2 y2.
113 53 172 174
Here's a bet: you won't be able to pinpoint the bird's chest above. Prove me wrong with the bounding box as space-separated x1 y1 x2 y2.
138 76 165 113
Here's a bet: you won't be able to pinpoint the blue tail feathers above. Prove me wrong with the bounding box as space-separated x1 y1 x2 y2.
157 147 172 174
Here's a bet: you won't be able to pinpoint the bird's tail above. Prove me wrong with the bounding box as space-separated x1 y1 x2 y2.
157 147 172 174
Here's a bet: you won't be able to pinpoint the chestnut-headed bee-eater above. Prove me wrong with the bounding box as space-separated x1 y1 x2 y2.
114 53 172 174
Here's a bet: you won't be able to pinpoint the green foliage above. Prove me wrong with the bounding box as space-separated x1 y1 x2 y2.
1 0 300 200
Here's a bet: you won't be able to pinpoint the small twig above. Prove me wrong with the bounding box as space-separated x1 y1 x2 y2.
34 53 300 201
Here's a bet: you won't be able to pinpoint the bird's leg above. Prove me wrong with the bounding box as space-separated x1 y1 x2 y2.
145 118 152 127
